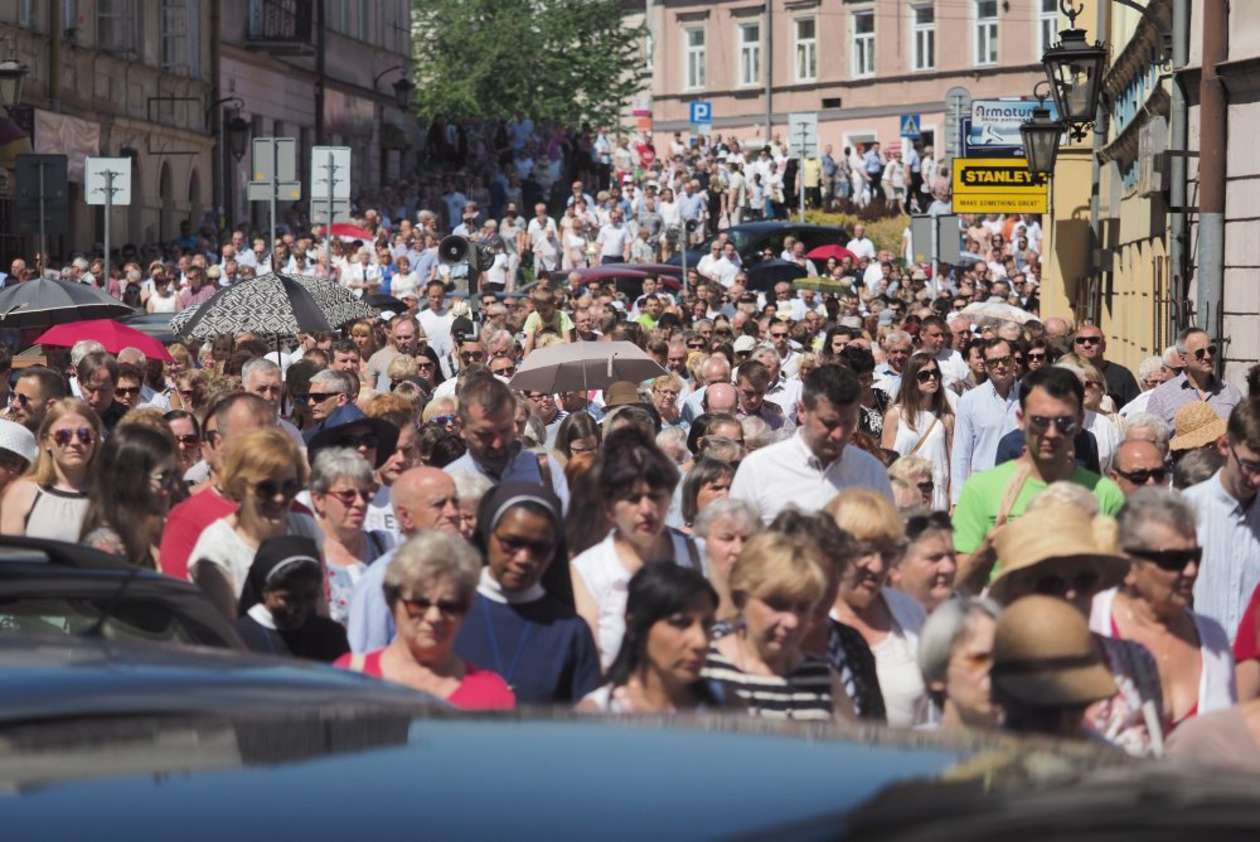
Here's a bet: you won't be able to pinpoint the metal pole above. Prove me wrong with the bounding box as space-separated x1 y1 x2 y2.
1198 0 1226 356
680 225 688 299
325 149 335 270
1168 0 1189 341
103 170 113 292
268 137 278 273
37 162 45 270
1087 0 1110 325
764 2 772 143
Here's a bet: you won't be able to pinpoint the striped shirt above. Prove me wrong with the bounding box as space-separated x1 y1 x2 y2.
701 647 834 721
1183 470 1260 644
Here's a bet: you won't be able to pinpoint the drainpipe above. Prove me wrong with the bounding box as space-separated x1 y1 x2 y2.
48 0 59 110
1167 0 1188 341
1087 0 1110 325
314 1 326 146
210 0 222 237
764 2 773 144
1196 0 1226 355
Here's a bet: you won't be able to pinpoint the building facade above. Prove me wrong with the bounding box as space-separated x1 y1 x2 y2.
647 0 1053 154
0 0 215 259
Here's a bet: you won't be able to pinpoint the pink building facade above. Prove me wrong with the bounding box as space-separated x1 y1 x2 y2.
647 0 1053 155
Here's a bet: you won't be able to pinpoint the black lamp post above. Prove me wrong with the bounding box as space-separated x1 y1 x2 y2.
0 56 29 107
1042 0 1108 141
374 66 414 111
1020 83 1065 177
226 116 250 161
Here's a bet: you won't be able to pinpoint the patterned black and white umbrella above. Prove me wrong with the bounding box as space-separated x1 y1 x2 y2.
171 273 377 339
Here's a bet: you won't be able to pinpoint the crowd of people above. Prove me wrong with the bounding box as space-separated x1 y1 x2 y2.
0 120 1255 770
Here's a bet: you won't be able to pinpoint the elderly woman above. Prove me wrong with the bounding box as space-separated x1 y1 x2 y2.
451 470 494 542
310 448 395 627
651 374 688 432
916 596 1000 731
1058 354 1123 471
680 456 735 532
188 428 322 618
1090 487 1237 731
701 530 848 720
890 511 957 614
335 530 515 710
1 398 100 542
422 396 459 433
887 454 935 511
825 489 929 728
236 535 350 662
571 426 700 670
691 498 760 626
580 564 720 713
457 482 599 704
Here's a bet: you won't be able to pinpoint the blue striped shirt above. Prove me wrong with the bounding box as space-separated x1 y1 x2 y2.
1184 470 1260 644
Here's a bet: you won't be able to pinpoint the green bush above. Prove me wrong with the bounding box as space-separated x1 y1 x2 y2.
804 210 910 257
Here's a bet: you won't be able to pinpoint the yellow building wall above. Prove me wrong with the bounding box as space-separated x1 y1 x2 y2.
1040 144 1094 322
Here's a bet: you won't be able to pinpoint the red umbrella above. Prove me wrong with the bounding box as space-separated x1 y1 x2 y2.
806 244 857 262
36 318 174 362
330 223 373 242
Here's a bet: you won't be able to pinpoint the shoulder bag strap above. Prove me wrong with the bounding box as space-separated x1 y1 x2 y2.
994 461 1035 528
906 415 940 457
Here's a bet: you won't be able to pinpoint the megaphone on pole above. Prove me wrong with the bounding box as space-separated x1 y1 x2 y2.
438 235 495 301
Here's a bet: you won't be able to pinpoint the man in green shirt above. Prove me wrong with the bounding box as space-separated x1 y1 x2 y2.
635 294 664 331
952 365 1125 588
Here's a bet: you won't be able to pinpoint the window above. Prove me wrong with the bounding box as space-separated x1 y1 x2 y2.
1038 0 1058 54
795 17 817 82
852 11 875 78
160 0 201 77
912 5 935 71
97 0 140 54
738 23 760 86
975 0 998 66
684 26 705 90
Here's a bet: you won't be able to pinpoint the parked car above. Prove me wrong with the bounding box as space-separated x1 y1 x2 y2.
0 535 242 649
668 222 850 269
119 311 178 345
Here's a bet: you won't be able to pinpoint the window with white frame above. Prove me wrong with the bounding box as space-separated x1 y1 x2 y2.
161 0 201 77
852 11 875 78
1038 0 1058 54
795 17 817 82
912 4 935 71
738 22 760 86
975 0 998 66
684 26 705 90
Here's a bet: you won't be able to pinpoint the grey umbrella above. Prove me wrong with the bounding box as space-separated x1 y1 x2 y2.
171 273 377 339
507 340 668 393
0 277 134 328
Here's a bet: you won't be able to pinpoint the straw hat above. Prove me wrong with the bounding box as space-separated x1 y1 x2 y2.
989 503 1129 604
1169 401 1227 452
991 594 1117 707
603 380 643 408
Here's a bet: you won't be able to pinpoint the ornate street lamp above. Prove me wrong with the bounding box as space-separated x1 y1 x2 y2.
0 56 29 107
1042 0 1108 141
1020 83 1065 177
374 66 414 111
226 116 251 161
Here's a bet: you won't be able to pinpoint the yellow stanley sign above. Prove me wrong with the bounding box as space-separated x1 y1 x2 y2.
951 158 1049 213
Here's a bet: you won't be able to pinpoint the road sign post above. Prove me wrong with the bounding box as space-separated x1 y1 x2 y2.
788 112 818 223
311 146 352 270
86 157 133 292
16 155 69 273
249 138 301 267
900 113 921 139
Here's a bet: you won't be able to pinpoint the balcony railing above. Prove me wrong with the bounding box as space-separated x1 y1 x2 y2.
246 0 313 49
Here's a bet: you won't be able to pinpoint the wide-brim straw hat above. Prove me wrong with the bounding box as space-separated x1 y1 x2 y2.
991 594 1117 707
989 503 1130 604
1169 400 1227 452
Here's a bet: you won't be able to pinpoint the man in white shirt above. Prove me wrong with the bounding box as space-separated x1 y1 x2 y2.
695 241 736 288
731 363 892 523
950 337 1020 505
846 223 877 261
919 315 970 392
417 281 454 371
596 209 630 264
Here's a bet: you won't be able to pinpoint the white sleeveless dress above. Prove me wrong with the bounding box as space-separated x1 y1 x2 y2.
892 410 950 511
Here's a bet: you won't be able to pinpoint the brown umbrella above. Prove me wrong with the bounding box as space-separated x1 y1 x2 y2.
507 340 667 393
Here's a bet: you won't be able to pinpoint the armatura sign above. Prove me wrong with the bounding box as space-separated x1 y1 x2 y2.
951 157 1049 213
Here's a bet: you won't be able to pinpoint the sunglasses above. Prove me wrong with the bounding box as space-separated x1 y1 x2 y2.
307 391 340 403
1073 336 1102 346
52 427 95 447
335 432 380 450
255 478 302 500
984 356 1012 369
686 341 706 349
460 351 486 363
328 487 375 505
916 368 941 383
432 414 458 427
115 386 141 398
1125 545 1202 571
1113 466 1167 486
491 365 516 377
173 433 199 447
905 510 951 540
1027 415 1077 435
401 596 470 617
1026 351 1047 362
7 392 30 408
1032 569 1101 598
149 468 182 489
1193 345 1218 361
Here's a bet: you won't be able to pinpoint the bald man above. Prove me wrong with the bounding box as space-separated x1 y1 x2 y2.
1107 439 1168 496
704 382 738 416
346 467 461 652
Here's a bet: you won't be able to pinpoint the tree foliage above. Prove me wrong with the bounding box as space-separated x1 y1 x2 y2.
410 0 648 128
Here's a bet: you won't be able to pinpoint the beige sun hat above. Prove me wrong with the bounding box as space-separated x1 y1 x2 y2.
1169 401 1227 452
991 594 1118 707
989 503 1130 604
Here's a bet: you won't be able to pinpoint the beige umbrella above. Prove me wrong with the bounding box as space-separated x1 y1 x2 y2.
507 340 667 393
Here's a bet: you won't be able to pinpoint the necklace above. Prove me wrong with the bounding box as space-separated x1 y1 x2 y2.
478 599 534 691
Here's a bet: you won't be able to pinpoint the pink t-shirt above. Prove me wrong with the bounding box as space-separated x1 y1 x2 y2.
334 649 516 711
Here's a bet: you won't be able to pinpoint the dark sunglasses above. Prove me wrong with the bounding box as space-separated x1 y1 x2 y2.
432 414 458 427
1193 344 1218 361
1073 336 1102 346
460 351 486 362
905 510 951 540
1113 467 1167 486
1027 415 1077 435
1033 569 1100 598
328 487 375 505
255 478 302 500
7 392 30 407
492 365 516 376
402 596 470 616
307 391 340 402
115 386 141 398
686 341 706 349
335 432 380 450
916 368 941 383
173 433 199 447
52 427 95 447
1125 545 1202 571
1026 351 1047 361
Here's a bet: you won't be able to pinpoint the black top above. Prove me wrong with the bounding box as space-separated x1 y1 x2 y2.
994 427 1101 474
1101 359 1142 410
235 614 349 663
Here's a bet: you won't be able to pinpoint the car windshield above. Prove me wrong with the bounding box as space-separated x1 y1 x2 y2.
0 596 203 644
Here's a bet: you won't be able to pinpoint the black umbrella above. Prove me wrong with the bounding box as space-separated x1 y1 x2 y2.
745 259 808 292
364 293 408 313
0 277 134 328
171 273 377 339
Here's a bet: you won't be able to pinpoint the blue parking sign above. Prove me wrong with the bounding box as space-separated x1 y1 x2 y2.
689 101 712 124
900 113 921 139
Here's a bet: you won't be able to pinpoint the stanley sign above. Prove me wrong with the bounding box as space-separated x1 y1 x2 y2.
951 158 1049 213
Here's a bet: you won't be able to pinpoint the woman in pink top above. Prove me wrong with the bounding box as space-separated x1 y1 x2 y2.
336 531 514 711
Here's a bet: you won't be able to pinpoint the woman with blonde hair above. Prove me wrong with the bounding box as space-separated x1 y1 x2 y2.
825 488 930 727
1 398 100 541
700 530 849 720
188 428 321 618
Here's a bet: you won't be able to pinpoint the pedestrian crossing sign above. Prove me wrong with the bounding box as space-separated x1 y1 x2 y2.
900 113 921 139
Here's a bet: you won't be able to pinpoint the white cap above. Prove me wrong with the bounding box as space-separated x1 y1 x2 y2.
733 335 757 353
0 419 37 466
